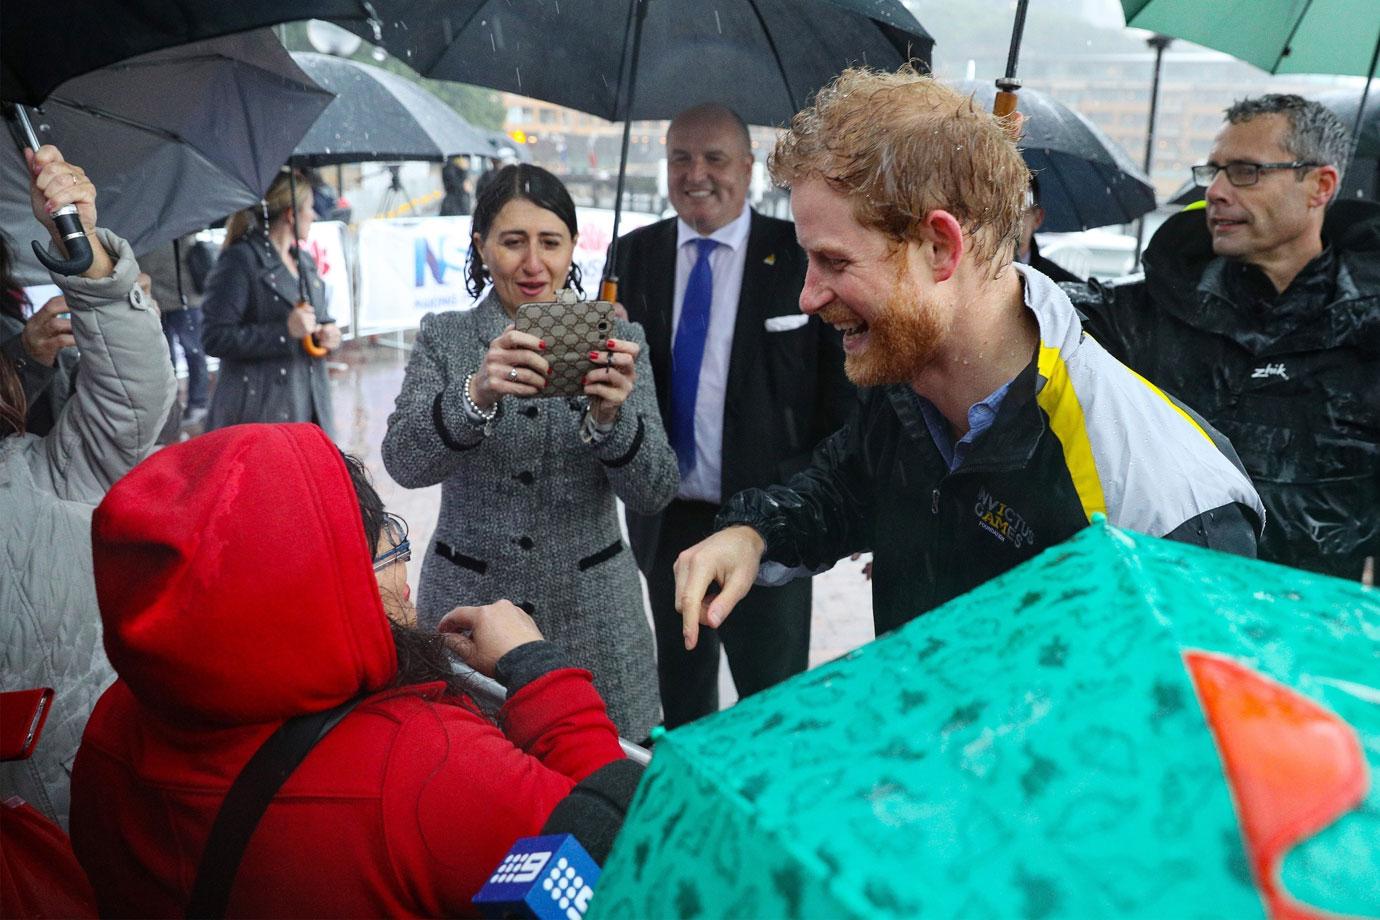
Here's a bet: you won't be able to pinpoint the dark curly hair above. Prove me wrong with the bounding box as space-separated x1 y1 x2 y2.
465 164 583 298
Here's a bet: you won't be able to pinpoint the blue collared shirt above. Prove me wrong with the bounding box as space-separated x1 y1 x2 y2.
916 380 1014 472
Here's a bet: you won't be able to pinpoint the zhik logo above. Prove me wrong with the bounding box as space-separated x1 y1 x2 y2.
1250 362 1288 381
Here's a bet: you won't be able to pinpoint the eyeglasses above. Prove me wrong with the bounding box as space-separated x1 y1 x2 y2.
1191 161 1320 188
373 512 411 572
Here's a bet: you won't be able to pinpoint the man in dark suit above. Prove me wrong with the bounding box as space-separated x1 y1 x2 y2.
612 103 854 728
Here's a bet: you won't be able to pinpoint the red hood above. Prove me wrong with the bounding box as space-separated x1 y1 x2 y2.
92 424 396 726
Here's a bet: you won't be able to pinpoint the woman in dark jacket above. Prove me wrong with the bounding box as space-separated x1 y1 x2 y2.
202 169 340 438
382 165 678 741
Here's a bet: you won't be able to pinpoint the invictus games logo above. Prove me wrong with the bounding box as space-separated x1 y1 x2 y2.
974 488 1035 549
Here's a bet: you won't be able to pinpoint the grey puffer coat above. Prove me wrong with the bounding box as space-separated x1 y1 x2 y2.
202 229 335 439
381 292 678 740
0 229 176 828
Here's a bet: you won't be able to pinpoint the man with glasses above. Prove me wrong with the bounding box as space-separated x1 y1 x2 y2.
1076 94 1380 580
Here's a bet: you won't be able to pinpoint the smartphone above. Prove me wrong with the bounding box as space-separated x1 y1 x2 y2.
0 688 54 762
514 296 616 398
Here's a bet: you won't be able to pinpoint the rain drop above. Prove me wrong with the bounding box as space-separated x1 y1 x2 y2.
714 9 722 34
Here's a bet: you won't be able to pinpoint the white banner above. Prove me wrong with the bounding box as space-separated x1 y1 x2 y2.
303 221 352 331
356 208 661 333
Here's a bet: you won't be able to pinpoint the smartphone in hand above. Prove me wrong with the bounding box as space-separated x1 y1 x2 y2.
514 291 615 398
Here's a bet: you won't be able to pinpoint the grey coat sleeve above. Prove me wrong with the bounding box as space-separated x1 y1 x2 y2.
381 312 485 489
30 229 176 502
201 245 297 361
587 320 678 514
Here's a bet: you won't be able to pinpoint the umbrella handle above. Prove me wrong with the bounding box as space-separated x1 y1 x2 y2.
31 208 94 277
599 276 619 303
6 105 95 276
297 302 330 357
993 77 1022 143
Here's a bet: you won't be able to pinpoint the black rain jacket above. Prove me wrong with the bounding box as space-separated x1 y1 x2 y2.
1074 200 1380 579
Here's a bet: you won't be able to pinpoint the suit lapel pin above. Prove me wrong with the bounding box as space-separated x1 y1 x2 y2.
763 253 776 266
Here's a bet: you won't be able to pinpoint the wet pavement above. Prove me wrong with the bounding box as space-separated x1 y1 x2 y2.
322 339 877 710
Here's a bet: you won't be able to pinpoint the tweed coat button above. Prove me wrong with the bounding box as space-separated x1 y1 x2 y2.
517 535 534 550
516 471 534 485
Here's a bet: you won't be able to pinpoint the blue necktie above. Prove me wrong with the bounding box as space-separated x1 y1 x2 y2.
670 238 717 476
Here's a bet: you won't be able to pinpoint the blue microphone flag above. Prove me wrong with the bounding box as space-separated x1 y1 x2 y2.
474 834 601 920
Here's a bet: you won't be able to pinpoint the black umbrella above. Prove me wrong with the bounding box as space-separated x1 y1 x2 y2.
289 52 494 164
957 81 1156 232
350 0 932 125
346 0 932 296
0 0 380 106
2 32 333 285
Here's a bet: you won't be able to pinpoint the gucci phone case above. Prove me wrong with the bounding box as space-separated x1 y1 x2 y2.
515 291 616 398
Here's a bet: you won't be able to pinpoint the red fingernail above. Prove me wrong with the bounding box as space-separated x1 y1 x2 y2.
580 375 587 385
546 367 553 376
45 202 54 213
538 340 546 350
589 351 600 361
606 339 616 349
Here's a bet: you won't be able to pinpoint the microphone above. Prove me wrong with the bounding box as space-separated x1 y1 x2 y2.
473 834 600 920
473 760 645 918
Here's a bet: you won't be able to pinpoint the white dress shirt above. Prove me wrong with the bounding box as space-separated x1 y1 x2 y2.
671 205 752 503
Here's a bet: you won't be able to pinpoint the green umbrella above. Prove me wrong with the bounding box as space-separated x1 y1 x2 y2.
1120 0 1380 169
1121 0 1379 77
592 522 1380 919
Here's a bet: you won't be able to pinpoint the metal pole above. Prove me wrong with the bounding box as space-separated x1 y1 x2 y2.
451 659 652 765
992 0 1030 119
1133 34 1172 271
601 0 651 301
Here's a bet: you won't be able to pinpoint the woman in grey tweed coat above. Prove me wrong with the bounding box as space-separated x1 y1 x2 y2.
382 165 677 740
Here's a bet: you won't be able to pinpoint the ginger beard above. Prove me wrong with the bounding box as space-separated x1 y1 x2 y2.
822 245 949 387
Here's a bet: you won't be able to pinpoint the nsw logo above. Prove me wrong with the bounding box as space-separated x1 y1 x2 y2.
974 488 1035 549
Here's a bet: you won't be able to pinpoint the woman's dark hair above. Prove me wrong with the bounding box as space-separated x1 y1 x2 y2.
341 451 385 554
465 163 583 298
340 449 475 698
0 353 25 438
1 230 31 324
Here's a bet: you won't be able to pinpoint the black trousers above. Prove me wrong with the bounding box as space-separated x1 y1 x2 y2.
647 500 811 729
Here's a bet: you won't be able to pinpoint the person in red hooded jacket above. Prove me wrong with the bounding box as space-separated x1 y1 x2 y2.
68 422 626 917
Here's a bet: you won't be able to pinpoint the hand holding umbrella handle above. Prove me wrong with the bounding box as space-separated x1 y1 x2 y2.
30 207 94 277
6 105 95 276
299 302 330 357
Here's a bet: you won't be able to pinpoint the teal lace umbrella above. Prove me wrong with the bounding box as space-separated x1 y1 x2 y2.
593 521 1380 919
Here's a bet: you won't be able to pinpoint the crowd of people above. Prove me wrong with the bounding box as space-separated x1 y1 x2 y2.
1 61 1375 916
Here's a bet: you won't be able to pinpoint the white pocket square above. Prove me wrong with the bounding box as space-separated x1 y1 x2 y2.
764 314 809 332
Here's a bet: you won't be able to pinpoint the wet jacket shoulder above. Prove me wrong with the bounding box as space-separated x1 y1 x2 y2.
720 267 1263 633
69 423 625 916
1074 200 1380 578
1 228 175 828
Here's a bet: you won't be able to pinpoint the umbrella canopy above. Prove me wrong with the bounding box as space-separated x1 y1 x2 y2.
289 52 494 165
1121 0 1380 77
0 0 378 106
2 32 333 284
957 81 1156 232
347 0 932 126
1314 88 1380 161
593 522 1380 919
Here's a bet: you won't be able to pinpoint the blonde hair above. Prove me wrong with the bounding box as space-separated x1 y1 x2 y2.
770 66 1029 272
224 169 313 249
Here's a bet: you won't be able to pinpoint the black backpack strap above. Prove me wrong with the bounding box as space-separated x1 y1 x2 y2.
185 695 364 919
